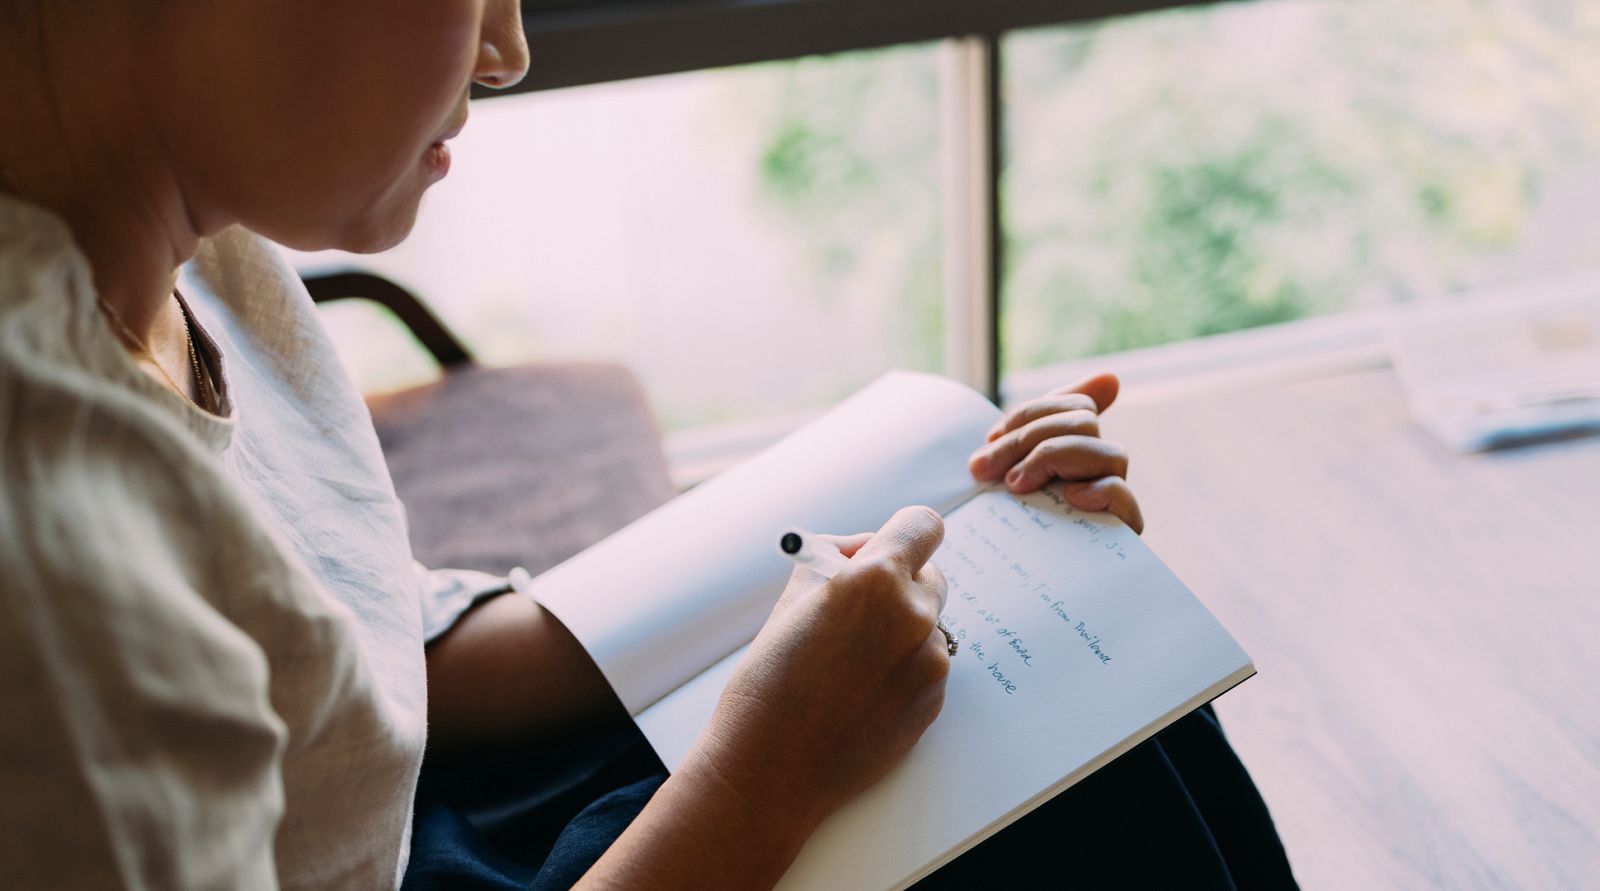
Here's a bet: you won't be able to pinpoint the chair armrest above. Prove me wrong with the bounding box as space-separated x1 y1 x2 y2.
302 270 474 369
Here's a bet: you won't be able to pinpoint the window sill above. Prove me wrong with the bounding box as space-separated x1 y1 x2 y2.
665 310 1392 488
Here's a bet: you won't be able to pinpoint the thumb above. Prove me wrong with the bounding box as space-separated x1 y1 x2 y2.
851 506 945 578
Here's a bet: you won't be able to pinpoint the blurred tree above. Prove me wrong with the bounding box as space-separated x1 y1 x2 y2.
753 0 1600 371
750 45 946 375
1004 0 1600 365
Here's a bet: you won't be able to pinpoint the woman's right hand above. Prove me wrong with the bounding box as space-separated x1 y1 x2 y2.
575 506 951 889
681 505 952 843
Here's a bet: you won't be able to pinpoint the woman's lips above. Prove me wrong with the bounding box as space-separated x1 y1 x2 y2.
425 114 467 179
425 141 451 178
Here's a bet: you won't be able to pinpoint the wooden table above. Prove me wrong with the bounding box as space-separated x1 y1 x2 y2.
1107 366 1600 889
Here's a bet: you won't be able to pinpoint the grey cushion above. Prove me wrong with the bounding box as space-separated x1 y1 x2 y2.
368 362 675 577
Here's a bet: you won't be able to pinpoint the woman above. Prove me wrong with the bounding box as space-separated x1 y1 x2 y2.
0 1 1295 888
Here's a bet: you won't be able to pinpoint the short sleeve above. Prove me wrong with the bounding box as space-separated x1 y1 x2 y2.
415 562 530 643
0 533 288 889
0 346 288 887
2 193 419 889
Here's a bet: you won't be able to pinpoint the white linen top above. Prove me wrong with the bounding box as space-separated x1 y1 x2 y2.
0 193 502 889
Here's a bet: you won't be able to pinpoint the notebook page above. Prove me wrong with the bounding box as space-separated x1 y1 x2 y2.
772 484 1254 890
529 371 999 716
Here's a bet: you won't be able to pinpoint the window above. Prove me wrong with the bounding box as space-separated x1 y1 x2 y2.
295 45 945 433
300 0 1600 470
1001 0 1600 373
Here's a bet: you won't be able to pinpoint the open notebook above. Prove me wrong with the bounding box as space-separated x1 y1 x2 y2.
529 371 1254 889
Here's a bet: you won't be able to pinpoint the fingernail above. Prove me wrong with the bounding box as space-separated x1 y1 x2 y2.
1005 467 1023 486
969 451 989 473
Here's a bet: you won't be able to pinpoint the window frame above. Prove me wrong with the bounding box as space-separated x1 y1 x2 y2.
485 0 1223 402
500 1 1224 97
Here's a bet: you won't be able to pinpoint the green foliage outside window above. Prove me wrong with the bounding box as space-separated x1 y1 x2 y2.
755 0 1600 371
754 45 946 375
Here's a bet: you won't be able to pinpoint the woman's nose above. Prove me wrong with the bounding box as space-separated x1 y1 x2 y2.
474 0 530 89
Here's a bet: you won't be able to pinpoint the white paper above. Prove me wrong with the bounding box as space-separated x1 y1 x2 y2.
773 485 1254 890
635 644 746 772
530 371 1253 890
530 371 999 715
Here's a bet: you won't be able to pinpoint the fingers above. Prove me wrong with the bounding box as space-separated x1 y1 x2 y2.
837 507 947 626
816 523 948 614
970 408 1100 481
923 625 956 683
772 528 915 616
1005 436 1128 494
1050 371 1119 413
984 370 1119 443
970 373 1140 537
774 563 829 613
984 393 1098 444
918 562 949 614
819 532 874 559
1062 477 1144 534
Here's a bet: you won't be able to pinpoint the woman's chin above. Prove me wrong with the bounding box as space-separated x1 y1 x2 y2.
338 212 421 254
266 206 418 255
336 163 444 252
252 162 439 254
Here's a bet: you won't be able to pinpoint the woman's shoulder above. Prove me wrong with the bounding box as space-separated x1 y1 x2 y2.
0 304 346 655
0 190 81 295
0 350 256 624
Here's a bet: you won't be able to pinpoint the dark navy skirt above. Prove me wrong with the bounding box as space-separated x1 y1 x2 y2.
402 704 1297 890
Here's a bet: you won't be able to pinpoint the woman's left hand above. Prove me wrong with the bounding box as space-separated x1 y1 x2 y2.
967 371 1144 534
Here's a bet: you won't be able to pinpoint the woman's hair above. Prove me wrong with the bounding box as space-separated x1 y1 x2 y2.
0 0 74 195
0 0 42 44
0 0 45 94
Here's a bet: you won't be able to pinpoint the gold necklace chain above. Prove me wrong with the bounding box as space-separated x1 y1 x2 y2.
97 294 212 414
1 164 212 414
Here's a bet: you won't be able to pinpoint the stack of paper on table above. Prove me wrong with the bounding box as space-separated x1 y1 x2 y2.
1389 276 1600 451
530 371 1254 890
